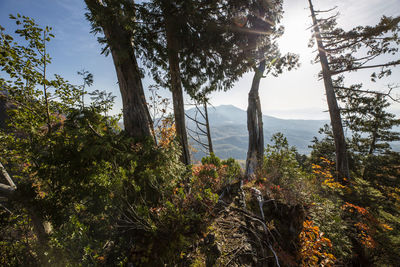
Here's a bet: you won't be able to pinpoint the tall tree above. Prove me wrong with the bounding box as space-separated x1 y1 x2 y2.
242 0 298 177
308 0 400 181
136 0 274 164
308 0 350 182
85 0 153 140
246 60 266 177
162 0 191 164
335 81 400 179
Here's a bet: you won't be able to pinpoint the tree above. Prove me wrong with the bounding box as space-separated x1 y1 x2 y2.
186 94 214 156
0 14 84 245
162 0 191 164
336 82 400 156
84 0 153 140
335 81 400 180
308 0 349 183
308 0 400 182
241 0 298 177
136 0 281 164
307 9 400 261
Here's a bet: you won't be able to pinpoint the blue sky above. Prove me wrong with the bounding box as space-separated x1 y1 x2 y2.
1 0 399 120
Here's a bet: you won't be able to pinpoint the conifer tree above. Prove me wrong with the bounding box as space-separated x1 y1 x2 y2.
308 0 400 182
136 0 293 165
308 0 349 182
336 82 400 156
84 0 153 140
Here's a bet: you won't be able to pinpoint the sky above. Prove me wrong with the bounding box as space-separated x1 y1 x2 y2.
1 0 399 120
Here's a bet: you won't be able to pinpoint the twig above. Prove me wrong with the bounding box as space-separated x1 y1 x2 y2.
224 245 245 267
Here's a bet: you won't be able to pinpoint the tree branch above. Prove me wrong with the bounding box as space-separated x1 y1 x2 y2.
314 6 338 13
185 113 207 126
334 85 400 102
331 60 400 76
0 161 16 188
0 183 15 197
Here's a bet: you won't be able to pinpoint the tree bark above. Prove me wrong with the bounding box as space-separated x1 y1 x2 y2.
246 60 266 178
204 101 214 154
309 0 350 182
164 13 191 165
85 0 153 140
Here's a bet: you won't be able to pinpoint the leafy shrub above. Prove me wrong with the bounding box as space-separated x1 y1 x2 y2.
259 133 312 205
298 220 336 266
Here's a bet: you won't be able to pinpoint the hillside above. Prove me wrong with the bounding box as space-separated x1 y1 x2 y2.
187 105 328 160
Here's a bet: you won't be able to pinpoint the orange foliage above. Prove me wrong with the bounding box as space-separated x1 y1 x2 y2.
158 119 176 148
341 202 368 216
341 202 379 249
191 163 227 192
298 220 336 266
353 222 375 249
312 157 347 191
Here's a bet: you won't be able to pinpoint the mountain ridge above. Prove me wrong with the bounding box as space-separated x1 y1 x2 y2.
186 104 328 160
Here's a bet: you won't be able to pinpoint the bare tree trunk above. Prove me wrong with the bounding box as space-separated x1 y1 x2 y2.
246 60 266 178
185 99 212 155
309 0 350 182
204 101 214 154
0 161 16 197
85 0 153 141
0 162 48 245
165 14 191 165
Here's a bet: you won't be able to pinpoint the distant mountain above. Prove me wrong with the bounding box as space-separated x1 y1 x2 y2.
186 105 329 160
118 104 399 160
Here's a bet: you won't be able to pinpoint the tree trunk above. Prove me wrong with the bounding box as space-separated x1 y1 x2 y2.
85 0 152 141
309 0 350 182
246 60 266 178
0 91 7 130
204 101 214 154
368 95 381 156
165 14 191 165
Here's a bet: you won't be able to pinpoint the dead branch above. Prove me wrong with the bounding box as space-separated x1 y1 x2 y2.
0 161 16 188
314 6 338 13
0 183 15 197
331 60 400 76
185 113 207 126
334 84 400 102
